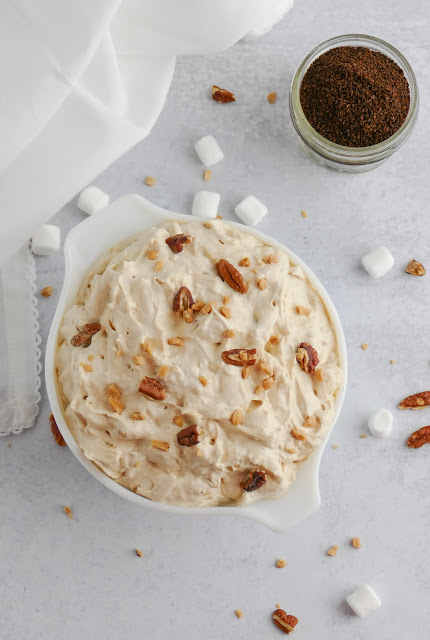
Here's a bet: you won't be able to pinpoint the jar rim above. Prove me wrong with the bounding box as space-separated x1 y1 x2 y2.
290 34 419 162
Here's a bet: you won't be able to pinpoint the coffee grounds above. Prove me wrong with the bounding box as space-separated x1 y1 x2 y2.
300 46 410 147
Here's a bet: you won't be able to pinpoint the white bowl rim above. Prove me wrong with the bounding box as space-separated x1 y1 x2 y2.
45 194 348 533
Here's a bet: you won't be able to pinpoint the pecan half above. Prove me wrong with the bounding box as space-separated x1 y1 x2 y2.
216 259 248 294
177 425 200 447
407 426 430 448
243 470 266 492
50 413 66 447
165 234 191 253
398 391 430 410
222 348 257 367
273 610 299 634
211 85 236 103
296 342 319 374
70 322 101 347
405 259 426 276
173 286 194 315
138 377 166 400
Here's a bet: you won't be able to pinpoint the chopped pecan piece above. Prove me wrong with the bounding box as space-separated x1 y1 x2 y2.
70 322 101 347
243 470 266 492
216 259 248 294
296 342 319 374
222 348 257 367
177 425 200 447
50 413 66 447
138 377 166 400
211 85 236 103
399 391 430 410
165 234 191 253
272 610 298 634
405 259 426 276
407 425 430 448
173 286 194 315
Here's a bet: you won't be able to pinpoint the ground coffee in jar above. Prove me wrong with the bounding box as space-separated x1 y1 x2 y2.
300 46 410 147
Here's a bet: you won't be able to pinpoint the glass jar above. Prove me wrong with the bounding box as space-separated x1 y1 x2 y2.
289 34 419 173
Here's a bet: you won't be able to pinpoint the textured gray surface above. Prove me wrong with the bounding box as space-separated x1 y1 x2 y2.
2 0 430 638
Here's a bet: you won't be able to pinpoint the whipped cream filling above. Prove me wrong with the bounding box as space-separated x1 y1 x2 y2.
56 219 342 507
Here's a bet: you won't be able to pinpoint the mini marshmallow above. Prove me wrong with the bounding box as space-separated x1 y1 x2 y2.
361 246 394 278
235 195 268 227
192 191 220 219
346 585 381 618
368 408 393 438
194 136 224 167
31 225 60 256
77 186 110 216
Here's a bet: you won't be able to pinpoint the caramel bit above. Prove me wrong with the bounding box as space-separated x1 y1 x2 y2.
203 222 213 229
147 249 158 260
257 277 267 290
270 335 280 345
168 337 184 346
405 259 426 276
391 359 396 365
231 410 243 426
224 329 235 339
303 415 317 428
80 362 93 372
326 545 338 557
64 506 73 519
301 209 308 218
203 169 212 181
141 341 153 356
135 548 143 557
276 559 287 568
183 308 193 323
88 354 94 362
115 349 123 359
108 396 125 415
352 537 361 549
267 91 277 104
220 305 232 319
296 305 311 316
263 376 275 390
151 440 170 452
223 295 230 305
262 254 278 264
133 354 145 365
235 610 244 620
145 176 156 186
158 365 169 378
315 368 324 382
255 385 264 394
108 383 121 400
239 257 251 267
41 286 53 297
200 303 213 315
174 415 184 427
199 376 208 387
154 261 164 272
130 412 145 421
191 300 206 312
287 448 295 454
50 413 66 447
259 361 273 376
361 343 369 351
242 367 251 379
291 429 306 441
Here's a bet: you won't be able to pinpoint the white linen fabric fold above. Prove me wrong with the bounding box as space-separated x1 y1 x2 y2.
0 0 294 267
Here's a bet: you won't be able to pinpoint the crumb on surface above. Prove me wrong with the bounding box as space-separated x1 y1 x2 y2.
64 506 73 519
40 286 53 297
301 210 307 218
296 305 311 316
326 545 338 557
154 261 164 272
174 415 184 427
361 343 369 351
276 603 281 610
145 176 156 186
147 249 158 260
352 537 361 549
267 91 277 104
257 277 267 290
332 444 338 450
199 376 208 387
6 443 11 448
390 359 396 364
158 365 169 378
276 559 287 568
360 434 367 439
135 548 143 557
235 610 244 619
203 169 212 181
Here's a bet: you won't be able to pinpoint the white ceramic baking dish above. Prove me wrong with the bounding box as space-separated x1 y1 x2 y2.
45 194 347 532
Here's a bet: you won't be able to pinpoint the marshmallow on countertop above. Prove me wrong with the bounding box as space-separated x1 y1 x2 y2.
194 136 224 167
31 224 60 256
361 246 394 278
346 585 382 618
192 191 220 219
77 186 110 216
368 408 393 438
235 195 268 227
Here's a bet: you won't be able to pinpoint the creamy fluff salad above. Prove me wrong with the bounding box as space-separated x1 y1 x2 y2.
56 219 342 507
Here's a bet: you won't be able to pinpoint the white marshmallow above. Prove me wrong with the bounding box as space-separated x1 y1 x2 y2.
77 186 110 216
192 191 220 219
368 408 393 438
31 224 60 256
235 195 268 227
361 246 394 278
194 136 224 167
346 585 381 618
